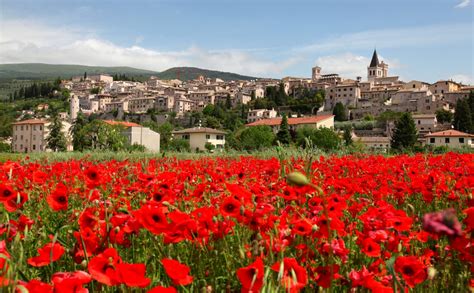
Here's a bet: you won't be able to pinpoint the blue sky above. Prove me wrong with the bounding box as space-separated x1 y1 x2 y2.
0 0 472 83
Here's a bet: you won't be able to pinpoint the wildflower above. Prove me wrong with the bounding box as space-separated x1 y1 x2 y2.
422 209 462 237
237 257 264 292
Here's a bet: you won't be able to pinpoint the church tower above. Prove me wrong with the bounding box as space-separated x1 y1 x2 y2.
367 49 388 81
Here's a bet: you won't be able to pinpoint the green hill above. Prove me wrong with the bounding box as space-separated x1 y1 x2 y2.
0 63 258 81
0 63 158 80
155 67 256 81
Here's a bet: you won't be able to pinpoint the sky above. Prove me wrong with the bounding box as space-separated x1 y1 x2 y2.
0 0 473 84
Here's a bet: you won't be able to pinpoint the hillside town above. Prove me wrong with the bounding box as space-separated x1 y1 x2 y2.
9 50 474 153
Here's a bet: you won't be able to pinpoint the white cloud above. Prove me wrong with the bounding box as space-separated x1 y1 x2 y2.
0 19 298 77
450 74 474 85
455 0 471 8
314 52 401 79
297 23 472 53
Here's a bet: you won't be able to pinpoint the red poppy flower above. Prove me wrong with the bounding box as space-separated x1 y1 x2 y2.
220 197 241 218
162 258 193 286
0 184 15 202
117 263 151 288
463 207 474 232
394 256 427 288
47 183 69 211
360 238 381 257
148 286 177 293
292 219 313 236
237 257 264 292
27 242 65 267
22 279 53 293
88 248 122 286
0 240 10 273
136 204 169 235
52 271 91 293
271 258 307 292
314 264 341 288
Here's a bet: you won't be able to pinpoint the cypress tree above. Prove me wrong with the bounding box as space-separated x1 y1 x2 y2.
46 115 67 152
343 126 353 146
453 98 473 133
333 102 347 121
277 113 291 145
390 112 418 151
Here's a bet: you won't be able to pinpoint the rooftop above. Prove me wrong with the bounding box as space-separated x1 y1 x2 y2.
12 119 48 125
103 120 141 128
246 115 334 127
425 129 474 138
172 127 226 135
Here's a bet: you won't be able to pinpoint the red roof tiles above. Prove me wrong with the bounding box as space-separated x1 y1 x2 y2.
103 120 141 128
246 115 334 127
425 129 474 137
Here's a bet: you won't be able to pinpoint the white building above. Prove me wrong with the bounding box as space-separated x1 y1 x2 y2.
247 108 278 123
424 129 473 148
103 120 160 152
172 127 226 151
11 119 73 153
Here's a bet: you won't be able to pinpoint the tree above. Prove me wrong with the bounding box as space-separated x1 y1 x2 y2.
84 72 87 80
46 115 67 152
469 91 474 127
276 114 291 145
296 127 341 152
225 94 232 110
390 112 418 151
333 102 347 121
343 126 353 146
435 109 453 124
453 98 473 133
168 138 190 152
239 126 275 151
71 112 88 151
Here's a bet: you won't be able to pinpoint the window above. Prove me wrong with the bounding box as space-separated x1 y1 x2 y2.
21 126 24 131
33 145 36 150
413 84 416 88
445 138 450 143
182 134 190 139
216 135 224 140
459 138 465 143
418 120 420 124
40 126 42 130
206 134 210 139
430 138 435 144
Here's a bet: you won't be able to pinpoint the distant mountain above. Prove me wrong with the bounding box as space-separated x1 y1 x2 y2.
155 67 257 81
0 63 158 80
0 63 258 81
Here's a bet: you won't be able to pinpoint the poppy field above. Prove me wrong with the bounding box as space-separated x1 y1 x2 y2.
0 153 473 292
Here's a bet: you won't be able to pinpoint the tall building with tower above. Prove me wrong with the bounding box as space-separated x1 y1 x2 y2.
367 49 388 81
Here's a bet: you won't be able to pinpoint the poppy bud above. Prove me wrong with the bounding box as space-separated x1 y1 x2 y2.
287 172 309 187
428 267 437 280
312 224 319 232
397 242 403 252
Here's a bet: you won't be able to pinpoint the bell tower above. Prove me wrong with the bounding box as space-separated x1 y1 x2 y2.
367 49 388 81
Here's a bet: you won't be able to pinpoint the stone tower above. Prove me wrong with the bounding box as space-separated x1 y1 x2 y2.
312 66 321 81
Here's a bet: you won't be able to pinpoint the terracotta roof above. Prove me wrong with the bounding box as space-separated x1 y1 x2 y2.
12 119 48 125
246 115 334 127
172 127 226 135
425 130 474 137
103 120 141 128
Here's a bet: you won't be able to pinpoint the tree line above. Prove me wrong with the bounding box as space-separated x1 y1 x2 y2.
9 78 62 101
